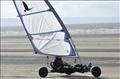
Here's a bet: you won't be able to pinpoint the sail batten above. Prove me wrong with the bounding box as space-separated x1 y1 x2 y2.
30 29 63 35
13 0 78 57
18 9 50 17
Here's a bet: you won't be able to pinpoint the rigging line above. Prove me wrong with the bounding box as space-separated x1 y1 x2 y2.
40 33 57 50
17 9 50 17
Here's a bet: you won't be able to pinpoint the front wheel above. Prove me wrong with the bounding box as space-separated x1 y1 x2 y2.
91 66 101 78
39 67 48 78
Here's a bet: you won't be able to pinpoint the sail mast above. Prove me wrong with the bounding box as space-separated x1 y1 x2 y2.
13 0 37 53
44 0 78 57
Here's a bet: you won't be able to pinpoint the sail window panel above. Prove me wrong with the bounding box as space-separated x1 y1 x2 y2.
32 32 65 50
32 33 55 50
31 32 75 56
22 12 62 34
41 41 70 56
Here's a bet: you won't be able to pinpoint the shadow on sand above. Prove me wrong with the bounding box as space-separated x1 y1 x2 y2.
47 75 106 79
2 75 107 79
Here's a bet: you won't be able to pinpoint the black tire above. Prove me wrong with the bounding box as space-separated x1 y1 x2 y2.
91 66 101 78
39 67 48 78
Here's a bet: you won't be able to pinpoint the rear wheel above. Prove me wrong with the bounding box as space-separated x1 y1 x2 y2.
91 66 101 78
39 67 48 78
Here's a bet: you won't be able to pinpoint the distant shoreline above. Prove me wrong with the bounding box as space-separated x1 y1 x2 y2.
1 17 119 27
2 22 120 29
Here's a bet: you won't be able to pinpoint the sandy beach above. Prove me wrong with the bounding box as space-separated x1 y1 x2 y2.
1 24 120 79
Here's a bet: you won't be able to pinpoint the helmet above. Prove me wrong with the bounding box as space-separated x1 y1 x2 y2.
55 56 62 60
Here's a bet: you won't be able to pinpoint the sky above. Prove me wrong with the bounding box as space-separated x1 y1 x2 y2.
1 1 120 26
52 1 119 18
1 1 119 18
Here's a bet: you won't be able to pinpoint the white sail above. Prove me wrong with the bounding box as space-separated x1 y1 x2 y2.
13 0 77 56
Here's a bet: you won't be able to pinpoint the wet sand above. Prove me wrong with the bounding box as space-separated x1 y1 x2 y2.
1 26 120 79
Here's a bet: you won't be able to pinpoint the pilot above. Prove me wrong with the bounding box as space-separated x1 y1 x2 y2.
50 56 64 72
